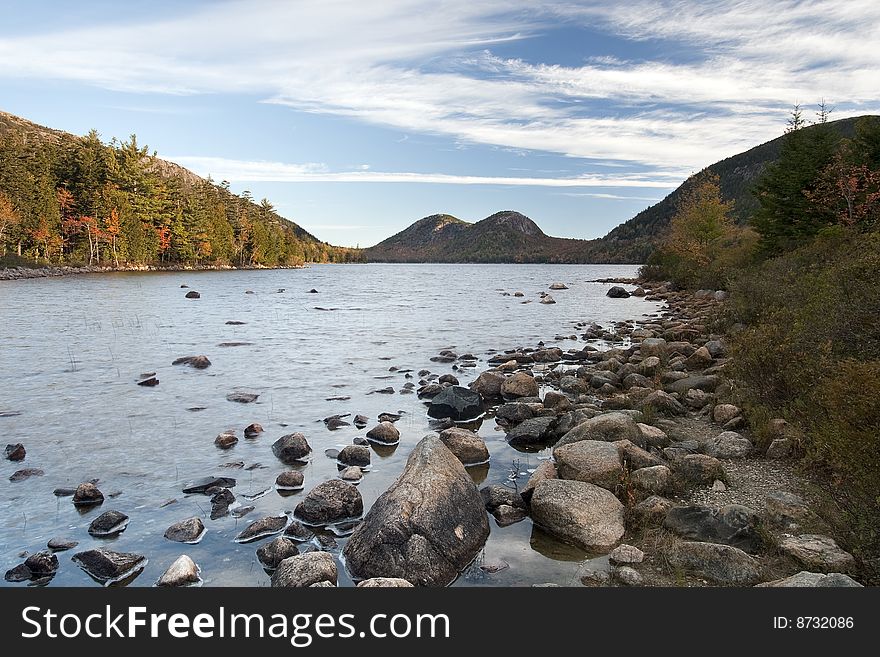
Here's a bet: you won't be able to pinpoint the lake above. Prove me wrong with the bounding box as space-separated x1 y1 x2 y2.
0 263 662 587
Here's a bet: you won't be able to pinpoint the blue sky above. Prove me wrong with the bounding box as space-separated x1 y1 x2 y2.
1 1 878 247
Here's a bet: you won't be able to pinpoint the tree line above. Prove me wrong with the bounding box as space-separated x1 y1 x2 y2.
0 129 363 268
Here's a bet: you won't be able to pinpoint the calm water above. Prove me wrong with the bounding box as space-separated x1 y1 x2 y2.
0 264 661 587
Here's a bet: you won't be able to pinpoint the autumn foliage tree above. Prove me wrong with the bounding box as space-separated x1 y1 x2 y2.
0 191 19 255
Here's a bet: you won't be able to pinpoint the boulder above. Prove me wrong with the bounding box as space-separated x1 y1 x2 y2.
338 445 371 467
685 347 713 370
271 552 337 587
613 566 644 586
357 577 414 587
703 431 752 459
427 386 483 421
641 390 685 416
164 517 206 544
615 439 664 470
520 461 557 504
664 375 719 396
4 443 25 461
185 290 200 299
493 505 528 527
439 427 489 466
340 466 363 482
506 416 556 448
666 541 762 585
214 430 238 449
630 465 672 495
763 491 815 529
609 544 645 565
640 338 668 359
530 479 625 552
235 515 290 543
275 471 305 491
469 371 506 400
342 435 489 587
501 372 540 399
778 534 856 573
495 402 534 424
24 551 59 578
607 286 631 298
712 404 740 425
73 482 104 506
637 423 670 448
663 505 762 553
672 454 726 487
172 355 211 369
272 433 312 464
757 571 863 587
553 440 623 491
295 480 363 526
480 485 526 512
156 555 201 587
630 495 676 528
555 412 643 449
257 537 300 570
72 549 146 585
88 510 129 537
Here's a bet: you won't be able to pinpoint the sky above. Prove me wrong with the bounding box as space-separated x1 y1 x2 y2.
1 1 878 247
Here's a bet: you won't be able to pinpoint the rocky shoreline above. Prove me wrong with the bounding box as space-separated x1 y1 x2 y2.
0 262 306 281
3 277 864 588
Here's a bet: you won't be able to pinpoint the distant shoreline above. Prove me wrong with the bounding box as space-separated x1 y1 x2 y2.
0 263 308 281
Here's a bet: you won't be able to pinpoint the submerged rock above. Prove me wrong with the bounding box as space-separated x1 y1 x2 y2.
164 517 206 544
294 480 363 526
9 468 43 482
284 521 316 542
172 355 211 369
47 538 78 552
182 476 235 494
185 290 200 299
156 555 202 587
272 433 312 464
4 443 25 461
226 392 259 403
427 386 483 421
607 286 631 298
24 551 59 578
343 435 489 586
210 488 235 519
88 510 130 537
137 377 159 387
244 423 264 438
72 548 147 585
73 482 104 506
340 466 363 482
214 430 238 450
271 552 337 587
235 515 290 543
338 445 371 467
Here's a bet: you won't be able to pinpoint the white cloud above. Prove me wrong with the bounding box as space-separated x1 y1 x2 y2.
168 155 679 188
0 0 877 177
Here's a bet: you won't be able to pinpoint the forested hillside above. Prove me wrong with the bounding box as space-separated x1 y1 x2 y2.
0 111 362 268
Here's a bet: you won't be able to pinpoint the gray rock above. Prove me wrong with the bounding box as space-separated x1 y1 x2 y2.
501 372 539 399
530 479 625 552
235 515 289 543
778 534 856 572
257 537 300 570
666 541 762 585
712 404 740 424
555 412 643 449
343 435 489 586
495 402 535 424
272 433 312 464
630 465 672 495
156 555 201 587
428 386 483 421
615 439 664 470
492 504 528 526
366 421 401 445
520 460 557 504
553 440 623 490
685 346 713 370
672 454 726 486
766 438 794 459
72 548 146 585
480 484 526 511
357 577 414 587
338 445 371 467
607 286 631 298
284 521 315 543
24 551 59 578
506 416 556 448
609 544 645 565
640 338 668 359
271 552 337 587
439 427 489 465
185 290 200 298
164 517 205 544
763 491 814 529
663 504 762 553
631 495 676 528
244 423 264 438
641 390 685 416
88 510 129 537
340 466 363 482
704 431 752 459
637 423 670 448
294 480 363 526
210 488 235 519
757 571 863 587
226 392 259 403
182 476 235 494
664 375 720 396
613 566 644 586
47 538 78 552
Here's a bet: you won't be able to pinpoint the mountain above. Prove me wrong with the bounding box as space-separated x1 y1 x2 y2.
364 210 604 263
584 116 868 263
0 110 361 266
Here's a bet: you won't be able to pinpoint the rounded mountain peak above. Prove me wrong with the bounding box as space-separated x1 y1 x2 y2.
478 211 544 236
